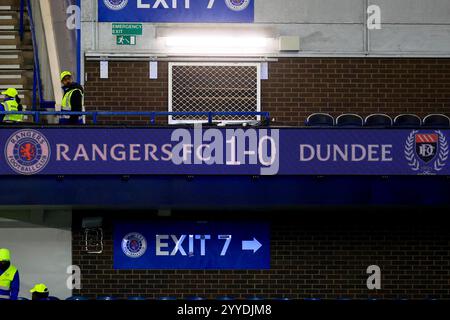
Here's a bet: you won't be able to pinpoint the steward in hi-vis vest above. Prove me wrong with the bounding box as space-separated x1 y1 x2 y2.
0 248 20 300
1 88 24 123
60 71 84 125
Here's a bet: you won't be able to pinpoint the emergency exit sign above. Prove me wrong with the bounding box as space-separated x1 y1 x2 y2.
112 23 143 35
116 35 136 46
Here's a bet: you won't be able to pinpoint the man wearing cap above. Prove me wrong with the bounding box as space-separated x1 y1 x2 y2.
30 284 50 301
60 71 84 125
0 88 24 123
0 248 20 300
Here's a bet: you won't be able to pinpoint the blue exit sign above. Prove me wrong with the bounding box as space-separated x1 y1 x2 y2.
114 221 270 270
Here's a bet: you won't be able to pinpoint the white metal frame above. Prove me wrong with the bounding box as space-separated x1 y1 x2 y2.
168 62 262 125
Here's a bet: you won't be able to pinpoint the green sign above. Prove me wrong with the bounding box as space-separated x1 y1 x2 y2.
112 23 143 36
116 35 136 46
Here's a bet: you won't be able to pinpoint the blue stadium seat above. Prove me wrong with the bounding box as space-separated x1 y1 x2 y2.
128 296 147 301
305 113 334 127
271 297 291 301
337 297 352 301
185 296 205 301
47 296 60 301
393 114 422 128
97 296 117 301
336 114 364 127
18 297 29 301
364 114 393 127
159 296 177 300
216 296 235 301
246 296 264 300
422 114 450 128
66 296 89 301
304 298 321 301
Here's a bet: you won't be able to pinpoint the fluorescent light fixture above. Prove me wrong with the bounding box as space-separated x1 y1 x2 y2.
165 37 269 49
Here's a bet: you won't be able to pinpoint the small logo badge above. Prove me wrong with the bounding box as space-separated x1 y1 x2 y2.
415 133 438 163
225 0 251 11
5 129 51 175
405 130 448 174
121 233 147 258
103 0 128 11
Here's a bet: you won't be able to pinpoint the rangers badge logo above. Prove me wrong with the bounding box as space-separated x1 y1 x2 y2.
225 0 251 12
121 233 147 258
5 129 51 175
405 130 449 174
103 0 128 11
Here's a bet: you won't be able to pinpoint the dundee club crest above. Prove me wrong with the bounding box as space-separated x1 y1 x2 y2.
405 130 449 174
416 133 438 163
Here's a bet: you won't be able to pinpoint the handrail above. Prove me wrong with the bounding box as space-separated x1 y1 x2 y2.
19 0 25 40
25 0 44 111
0 111 271 126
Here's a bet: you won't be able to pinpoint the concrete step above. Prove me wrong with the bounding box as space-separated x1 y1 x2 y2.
0 31 32 46
0 13 30 33
0 63 20 69
0 83 23 90
0 70 33 88
0 0 25 11
0 13 29 28
0 50 34 69
0 44 16 49
0 14 16 26
0 25 14 31
0 52 20 63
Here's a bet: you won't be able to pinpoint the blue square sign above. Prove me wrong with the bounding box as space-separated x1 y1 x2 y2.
114 221 270 270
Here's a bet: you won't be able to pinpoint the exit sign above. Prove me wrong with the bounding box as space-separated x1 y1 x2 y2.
116 35 136 46
114 221 270 270
112 23 143 35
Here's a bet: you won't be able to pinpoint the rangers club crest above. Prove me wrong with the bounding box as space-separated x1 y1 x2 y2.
121 233 147 258
5 129 51 175
103 0 128 11
405 130 449 174
225 0 251 11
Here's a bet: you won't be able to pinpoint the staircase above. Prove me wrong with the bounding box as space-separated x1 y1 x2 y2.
0 0 33 110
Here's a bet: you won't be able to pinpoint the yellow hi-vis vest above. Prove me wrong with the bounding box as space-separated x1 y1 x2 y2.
0 265 17 299
61 88 83 112
2 100 23 122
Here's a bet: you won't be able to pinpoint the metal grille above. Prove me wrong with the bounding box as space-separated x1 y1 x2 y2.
169 62 261 124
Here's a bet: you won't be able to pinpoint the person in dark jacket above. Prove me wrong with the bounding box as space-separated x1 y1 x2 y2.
60 71 84 125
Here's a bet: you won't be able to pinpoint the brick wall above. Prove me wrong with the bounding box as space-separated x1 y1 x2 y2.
84 58 450 126
84 61 169 125
72 210 450 299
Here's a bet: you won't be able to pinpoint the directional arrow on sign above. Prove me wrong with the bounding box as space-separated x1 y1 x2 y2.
242 238 262 253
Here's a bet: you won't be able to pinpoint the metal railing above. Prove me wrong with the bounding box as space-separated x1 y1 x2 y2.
19 0 45 110
19 0 25 40
0 111 271 125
